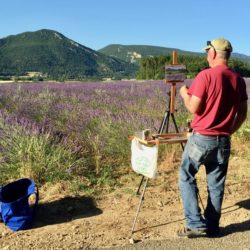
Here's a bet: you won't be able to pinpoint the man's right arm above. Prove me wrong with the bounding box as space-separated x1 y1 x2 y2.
231 101 248 134
179 85 202 114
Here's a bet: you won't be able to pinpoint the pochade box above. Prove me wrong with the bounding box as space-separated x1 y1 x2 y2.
165 64 187 82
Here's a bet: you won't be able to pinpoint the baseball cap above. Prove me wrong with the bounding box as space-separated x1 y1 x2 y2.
203 38 233 52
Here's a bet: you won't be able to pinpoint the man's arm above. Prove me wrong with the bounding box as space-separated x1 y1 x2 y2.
231 101 248 134
179 85 202 114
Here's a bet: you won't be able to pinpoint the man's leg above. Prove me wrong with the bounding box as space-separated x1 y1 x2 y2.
179 137 206 230
204 136 230 235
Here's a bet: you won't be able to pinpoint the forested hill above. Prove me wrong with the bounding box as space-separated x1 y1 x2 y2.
100 44 250 79
0 29 137 80
99 44 250 65
99 44 200 64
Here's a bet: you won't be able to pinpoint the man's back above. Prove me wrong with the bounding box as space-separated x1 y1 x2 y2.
188 64 247 135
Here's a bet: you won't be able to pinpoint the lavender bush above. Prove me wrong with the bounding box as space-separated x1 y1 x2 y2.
0 79 249 189
0 110 87 185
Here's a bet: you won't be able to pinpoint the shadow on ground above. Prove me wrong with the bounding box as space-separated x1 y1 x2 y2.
236 199 250 210
33 196 102 228
135 198 250 236
223 198 250 235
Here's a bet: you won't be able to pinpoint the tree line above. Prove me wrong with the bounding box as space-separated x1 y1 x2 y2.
136 54 250 80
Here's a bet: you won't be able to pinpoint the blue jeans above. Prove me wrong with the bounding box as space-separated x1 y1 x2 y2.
179 132 231 230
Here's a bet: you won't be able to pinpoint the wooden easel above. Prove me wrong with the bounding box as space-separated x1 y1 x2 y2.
158 50 186 140
135 50 186 196
130 51 187 237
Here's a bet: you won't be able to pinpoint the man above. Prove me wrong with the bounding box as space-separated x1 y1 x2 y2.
178 38 248 238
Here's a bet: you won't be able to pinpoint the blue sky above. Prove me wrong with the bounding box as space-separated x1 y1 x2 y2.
1 0 250 55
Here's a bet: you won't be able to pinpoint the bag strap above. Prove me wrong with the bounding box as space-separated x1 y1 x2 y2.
32 185 39 216
27 182 39 216
0 186 2 219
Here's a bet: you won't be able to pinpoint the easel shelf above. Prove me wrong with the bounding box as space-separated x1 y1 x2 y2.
129 132 190 145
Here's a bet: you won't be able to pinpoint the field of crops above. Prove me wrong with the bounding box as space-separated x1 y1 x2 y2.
0 79 249 192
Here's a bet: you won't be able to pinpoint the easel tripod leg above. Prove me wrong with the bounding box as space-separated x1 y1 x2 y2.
131 177 149 235
158 110 170 134
136 175 144 195
197 189 205 211
170 113 184 150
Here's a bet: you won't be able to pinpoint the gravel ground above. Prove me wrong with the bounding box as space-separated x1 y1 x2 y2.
103 231 250 250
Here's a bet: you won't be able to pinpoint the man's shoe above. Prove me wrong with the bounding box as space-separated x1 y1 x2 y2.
177 227 207 238
207 227 222 238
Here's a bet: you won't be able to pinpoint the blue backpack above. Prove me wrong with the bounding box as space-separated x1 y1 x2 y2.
0 178 39 231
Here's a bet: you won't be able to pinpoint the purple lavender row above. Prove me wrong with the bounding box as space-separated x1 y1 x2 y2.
0 79 248 139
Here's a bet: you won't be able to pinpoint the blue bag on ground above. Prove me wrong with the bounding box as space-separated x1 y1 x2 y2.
0 178 39 231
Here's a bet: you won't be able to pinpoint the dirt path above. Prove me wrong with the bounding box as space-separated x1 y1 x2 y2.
0 142 249 249
104 231 250 250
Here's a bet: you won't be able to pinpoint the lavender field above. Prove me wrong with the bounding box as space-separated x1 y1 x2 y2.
0 79 249 190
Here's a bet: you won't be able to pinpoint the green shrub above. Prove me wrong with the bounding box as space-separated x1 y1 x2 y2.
0 117 86 186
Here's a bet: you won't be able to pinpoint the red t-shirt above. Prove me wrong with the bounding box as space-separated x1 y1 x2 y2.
188 64 248 135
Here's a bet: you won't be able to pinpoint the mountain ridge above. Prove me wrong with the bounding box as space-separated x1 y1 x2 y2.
0 29 137 80
99 44 250 64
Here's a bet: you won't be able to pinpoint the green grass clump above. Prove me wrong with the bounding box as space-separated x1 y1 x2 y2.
0 117 86 186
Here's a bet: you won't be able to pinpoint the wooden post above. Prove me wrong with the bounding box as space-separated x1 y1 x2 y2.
173 50 177 65
170 50 177 113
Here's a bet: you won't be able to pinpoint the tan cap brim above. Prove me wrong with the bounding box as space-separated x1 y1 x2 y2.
202 45 211 51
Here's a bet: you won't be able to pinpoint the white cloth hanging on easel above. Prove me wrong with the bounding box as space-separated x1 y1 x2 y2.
131 138 158 178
